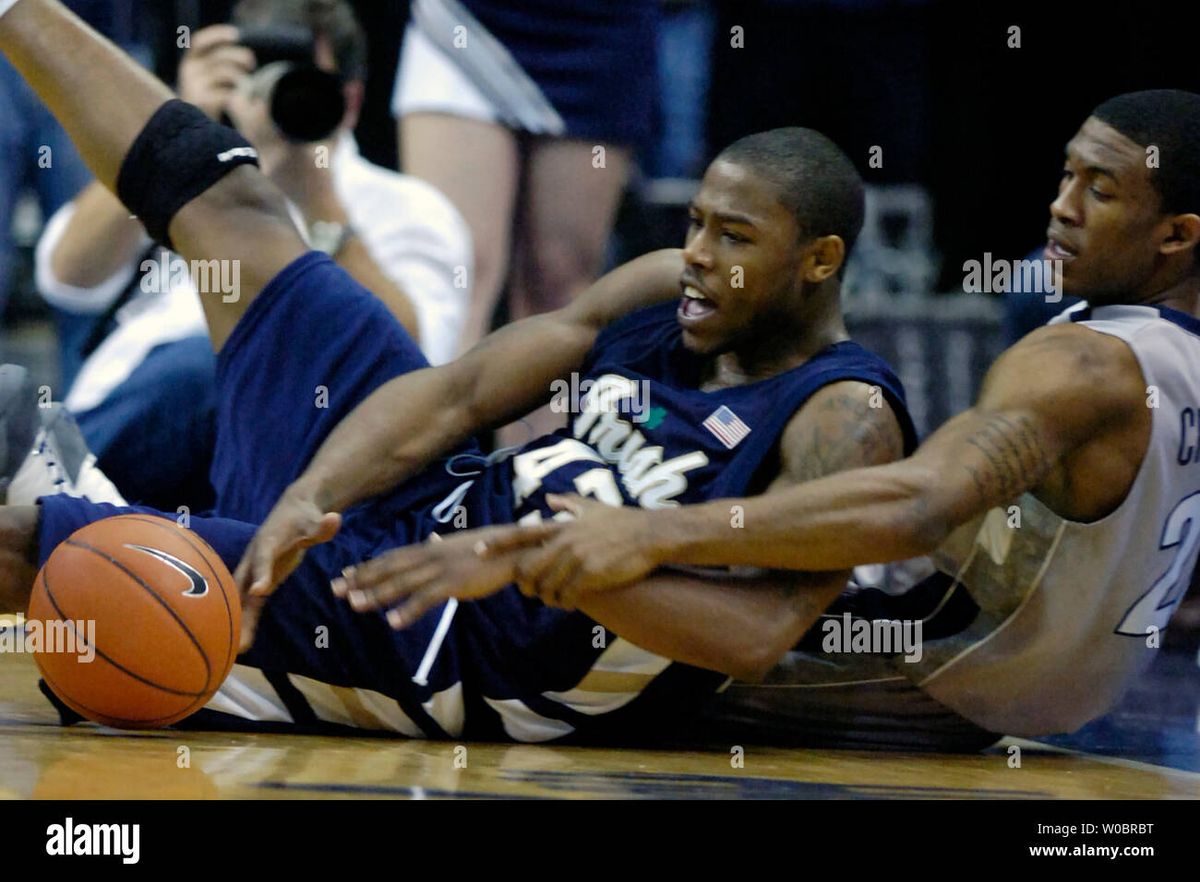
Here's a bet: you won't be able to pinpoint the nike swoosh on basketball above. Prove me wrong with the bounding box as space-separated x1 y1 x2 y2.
123 544 209 597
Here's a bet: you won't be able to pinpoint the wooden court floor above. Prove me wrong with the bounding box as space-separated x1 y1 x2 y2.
2 651 1198 799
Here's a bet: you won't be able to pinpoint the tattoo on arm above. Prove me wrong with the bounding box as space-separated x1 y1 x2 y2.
961 413 1051 506
790 392 905 484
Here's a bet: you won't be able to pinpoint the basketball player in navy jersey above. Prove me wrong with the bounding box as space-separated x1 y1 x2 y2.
0 0 917 741
470 91 1200 747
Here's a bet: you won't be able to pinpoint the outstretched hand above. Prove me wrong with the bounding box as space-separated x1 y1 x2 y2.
234 483 342 651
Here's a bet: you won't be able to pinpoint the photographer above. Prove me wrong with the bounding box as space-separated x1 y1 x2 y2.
33 0 471 511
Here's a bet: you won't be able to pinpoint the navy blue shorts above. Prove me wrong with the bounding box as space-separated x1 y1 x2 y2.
464 0 659 146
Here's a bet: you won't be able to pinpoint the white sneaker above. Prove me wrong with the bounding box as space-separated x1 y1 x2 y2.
0 364 38 502
6 403 127 506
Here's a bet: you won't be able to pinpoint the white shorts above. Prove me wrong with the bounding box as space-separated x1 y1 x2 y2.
392 25 501 125
391 0 564 137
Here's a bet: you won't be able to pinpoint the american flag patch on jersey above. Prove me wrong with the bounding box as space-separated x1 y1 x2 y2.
702 405 751 449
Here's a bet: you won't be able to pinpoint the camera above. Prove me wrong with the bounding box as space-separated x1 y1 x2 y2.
229 24 346 143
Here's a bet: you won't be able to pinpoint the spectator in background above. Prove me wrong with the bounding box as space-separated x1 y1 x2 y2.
33 0 471 512
394 0 659 359
0 0 138 319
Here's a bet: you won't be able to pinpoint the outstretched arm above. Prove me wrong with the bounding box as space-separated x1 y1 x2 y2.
287 249 684 513
235 248 683 645
637 323 1147 572
333 381 906 679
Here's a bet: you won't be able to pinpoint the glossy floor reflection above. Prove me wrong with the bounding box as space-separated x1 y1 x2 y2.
2 648 1198 800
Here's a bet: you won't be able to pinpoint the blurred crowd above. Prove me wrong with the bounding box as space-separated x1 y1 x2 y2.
0 0 747 508
6 0 1157 501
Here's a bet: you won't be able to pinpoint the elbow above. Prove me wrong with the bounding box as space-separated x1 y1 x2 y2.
726 610 801 683
730 646 780 684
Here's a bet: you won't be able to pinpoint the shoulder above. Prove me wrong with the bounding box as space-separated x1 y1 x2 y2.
775 380 907 486
983 321 1146 418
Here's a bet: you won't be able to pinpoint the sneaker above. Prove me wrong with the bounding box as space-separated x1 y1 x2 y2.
6 403 127 506
0 365 38 503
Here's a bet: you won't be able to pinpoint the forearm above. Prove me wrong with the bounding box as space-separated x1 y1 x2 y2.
49 182 148 287
298 249 685 512
293 367 467 512
298 309 594 510
656 462 944 573
579 568 845 682
0 0 173 191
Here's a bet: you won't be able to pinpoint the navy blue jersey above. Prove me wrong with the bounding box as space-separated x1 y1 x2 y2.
496 301 916 518
446 301 918 741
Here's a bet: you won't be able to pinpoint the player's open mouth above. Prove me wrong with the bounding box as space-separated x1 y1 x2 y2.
679 285 717 321
1045 236 1078 262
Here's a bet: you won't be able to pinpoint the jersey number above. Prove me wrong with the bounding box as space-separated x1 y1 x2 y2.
512 439 624 524
1115 491 1200 636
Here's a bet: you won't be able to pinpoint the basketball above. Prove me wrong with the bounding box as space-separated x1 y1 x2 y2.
27 515 240 729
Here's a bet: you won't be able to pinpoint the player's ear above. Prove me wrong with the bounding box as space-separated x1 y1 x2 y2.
1159 212 1200 258
802 234 846 284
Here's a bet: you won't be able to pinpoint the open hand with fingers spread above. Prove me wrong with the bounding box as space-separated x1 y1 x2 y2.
234 482 342 651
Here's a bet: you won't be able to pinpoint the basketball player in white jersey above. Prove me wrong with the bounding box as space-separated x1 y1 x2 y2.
390 90 1200 748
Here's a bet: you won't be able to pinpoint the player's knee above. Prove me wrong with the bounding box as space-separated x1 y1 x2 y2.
185 167 293 235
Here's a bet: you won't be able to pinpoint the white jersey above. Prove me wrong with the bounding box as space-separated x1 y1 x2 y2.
913 302 1200 735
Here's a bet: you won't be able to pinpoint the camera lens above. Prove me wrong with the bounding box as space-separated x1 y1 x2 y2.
270 67 346 143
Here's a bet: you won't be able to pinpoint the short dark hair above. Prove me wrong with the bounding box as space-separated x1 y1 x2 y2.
1092 89 1200 217
716 127 865 260
232 0 368 82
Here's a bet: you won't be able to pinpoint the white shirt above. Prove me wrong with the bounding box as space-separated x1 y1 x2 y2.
36 133 472 414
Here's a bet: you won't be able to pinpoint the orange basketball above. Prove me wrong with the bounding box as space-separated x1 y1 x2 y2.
28 514 241 729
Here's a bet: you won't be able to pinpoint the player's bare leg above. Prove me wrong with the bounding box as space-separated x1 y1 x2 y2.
0 0 307 353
